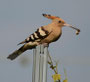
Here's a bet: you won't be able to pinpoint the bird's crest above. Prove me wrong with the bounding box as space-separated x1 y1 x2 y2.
42 14 60 20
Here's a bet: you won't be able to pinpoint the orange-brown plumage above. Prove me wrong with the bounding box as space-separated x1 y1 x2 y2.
7 14 80 60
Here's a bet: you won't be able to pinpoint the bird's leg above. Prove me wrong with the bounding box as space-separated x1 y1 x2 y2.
39 43 49 54
43 43 49 47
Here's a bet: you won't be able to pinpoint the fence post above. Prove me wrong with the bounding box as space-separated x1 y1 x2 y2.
32 45 48 82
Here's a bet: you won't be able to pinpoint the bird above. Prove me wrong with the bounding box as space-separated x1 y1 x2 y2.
7 14 80 60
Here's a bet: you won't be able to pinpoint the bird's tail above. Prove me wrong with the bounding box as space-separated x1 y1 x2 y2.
7 42 36 60
7 45 27 60
7 50 23 60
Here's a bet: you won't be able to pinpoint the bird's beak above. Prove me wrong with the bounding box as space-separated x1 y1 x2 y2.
64 23 80 35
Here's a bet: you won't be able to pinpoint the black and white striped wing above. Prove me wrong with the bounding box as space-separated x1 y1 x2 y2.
18 26 51 45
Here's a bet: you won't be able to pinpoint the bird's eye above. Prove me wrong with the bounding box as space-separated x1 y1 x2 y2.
58 21 61 23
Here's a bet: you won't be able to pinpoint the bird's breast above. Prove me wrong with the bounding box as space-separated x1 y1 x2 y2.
51 28 62 42
40 27 62 43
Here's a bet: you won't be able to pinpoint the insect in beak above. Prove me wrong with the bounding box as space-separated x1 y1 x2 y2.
64 23 80 35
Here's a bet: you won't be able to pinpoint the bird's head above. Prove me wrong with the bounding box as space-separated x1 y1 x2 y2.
42 13 80 35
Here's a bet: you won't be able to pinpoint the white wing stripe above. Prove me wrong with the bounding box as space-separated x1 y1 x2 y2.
39 28 46 36
34 33 39 38
30 35 34 40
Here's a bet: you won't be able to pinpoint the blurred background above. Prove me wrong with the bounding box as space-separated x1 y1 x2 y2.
0 0 90 82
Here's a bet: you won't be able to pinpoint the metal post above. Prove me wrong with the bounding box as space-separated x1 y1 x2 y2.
32 45 48 82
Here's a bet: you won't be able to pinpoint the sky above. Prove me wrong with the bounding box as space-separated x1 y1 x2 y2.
0 0 90 82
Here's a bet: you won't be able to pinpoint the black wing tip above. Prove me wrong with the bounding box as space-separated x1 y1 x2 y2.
17 41 25 45
17 43 21 45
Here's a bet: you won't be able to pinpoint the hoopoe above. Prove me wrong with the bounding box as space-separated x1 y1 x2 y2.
7 14 80 60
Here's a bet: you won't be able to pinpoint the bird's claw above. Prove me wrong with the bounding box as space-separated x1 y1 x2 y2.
43 43 49 47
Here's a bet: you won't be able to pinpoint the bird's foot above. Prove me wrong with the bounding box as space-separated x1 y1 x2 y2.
43 43 49 47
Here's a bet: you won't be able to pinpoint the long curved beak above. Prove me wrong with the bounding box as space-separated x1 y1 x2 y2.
64 23 80 35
